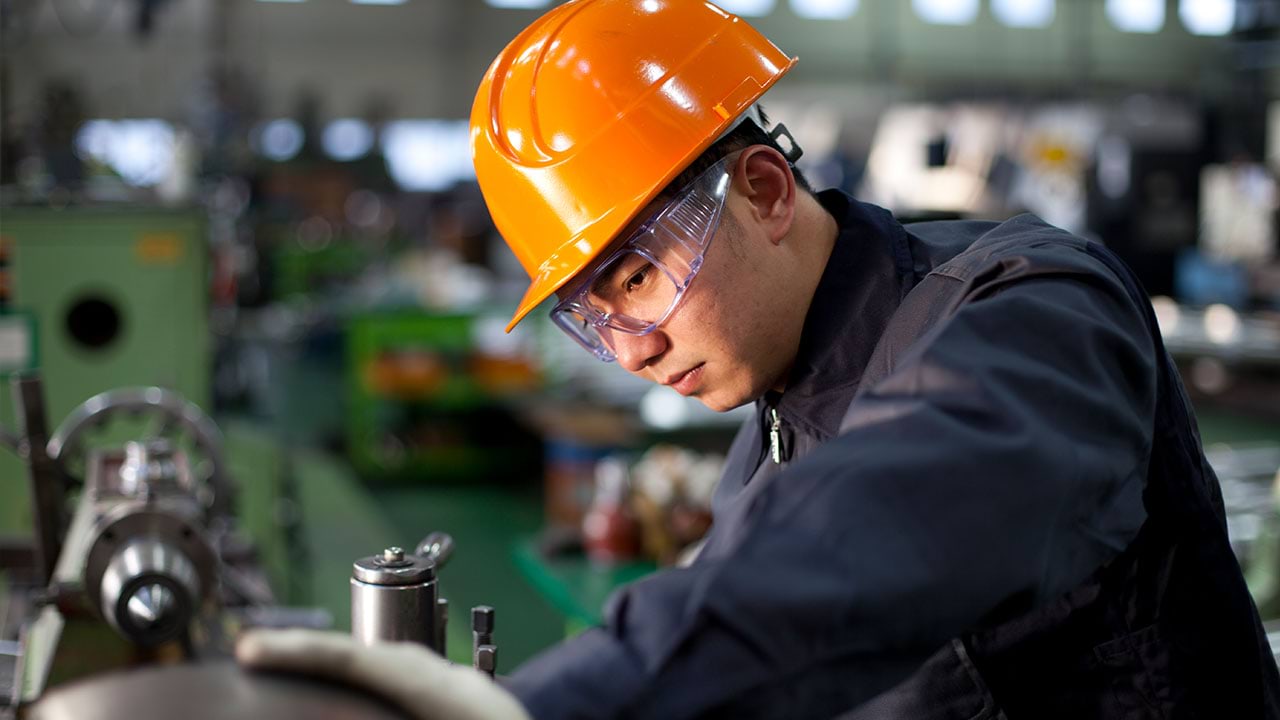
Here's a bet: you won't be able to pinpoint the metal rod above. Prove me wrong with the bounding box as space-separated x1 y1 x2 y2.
10 373 65 585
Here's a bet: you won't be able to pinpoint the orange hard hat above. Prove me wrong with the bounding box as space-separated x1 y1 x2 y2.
471 0 797 331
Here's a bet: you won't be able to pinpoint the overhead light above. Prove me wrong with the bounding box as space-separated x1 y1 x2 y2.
322 119 375 161
912 0 978 26
992 0 1054 28
1204 303 1241 344
790 0 859 19
254 119 305 162
1106 0 1165 33
716 0 776 17
484 0 550 8
1180 0 1234 36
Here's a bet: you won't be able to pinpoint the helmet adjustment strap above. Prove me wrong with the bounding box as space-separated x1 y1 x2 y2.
769 123 804 164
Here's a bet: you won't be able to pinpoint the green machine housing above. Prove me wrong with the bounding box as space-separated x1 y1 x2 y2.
0 206 210 532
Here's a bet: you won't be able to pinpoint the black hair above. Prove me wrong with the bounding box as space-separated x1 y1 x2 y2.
662 105 813 197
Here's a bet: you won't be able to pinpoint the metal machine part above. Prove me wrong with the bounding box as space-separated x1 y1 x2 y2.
349 536 500 677
45 386 230 519
78 446 218 648
96 538 199 646
2 375 304 714
472 606 497 679
351 546 440 648
24 662 409 720
9 374 67 584
415 532 455 568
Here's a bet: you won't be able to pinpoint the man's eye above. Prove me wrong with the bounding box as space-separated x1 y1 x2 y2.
625 264 652 292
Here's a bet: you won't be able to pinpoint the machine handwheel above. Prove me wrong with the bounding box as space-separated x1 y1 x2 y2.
45 387 229 517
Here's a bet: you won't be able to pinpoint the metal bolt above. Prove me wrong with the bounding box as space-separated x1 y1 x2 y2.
383 547 404 563
472 605 494 636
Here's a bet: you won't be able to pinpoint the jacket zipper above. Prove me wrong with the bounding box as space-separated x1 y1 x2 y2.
769 408 782 464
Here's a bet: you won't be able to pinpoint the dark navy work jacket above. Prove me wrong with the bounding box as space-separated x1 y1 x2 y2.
507 191 1280 719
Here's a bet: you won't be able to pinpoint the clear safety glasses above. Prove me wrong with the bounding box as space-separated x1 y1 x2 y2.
550 155 734 362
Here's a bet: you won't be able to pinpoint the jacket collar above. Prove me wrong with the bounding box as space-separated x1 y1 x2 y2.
766 190 915 441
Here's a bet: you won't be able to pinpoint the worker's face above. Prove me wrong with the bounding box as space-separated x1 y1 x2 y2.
564 148 803 412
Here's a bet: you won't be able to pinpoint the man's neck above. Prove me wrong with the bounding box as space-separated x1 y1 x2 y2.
769 192 841 395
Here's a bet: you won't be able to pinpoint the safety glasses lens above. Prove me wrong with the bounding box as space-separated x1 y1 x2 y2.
549 155 733 362
586 251 680 325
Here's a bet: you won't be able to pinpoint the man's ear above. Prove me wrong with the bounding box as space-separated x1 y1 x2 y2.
733 146 797 246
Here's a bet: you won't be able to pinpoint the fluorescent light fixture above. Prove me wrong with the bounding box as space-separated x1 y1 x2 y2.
912 0 978 25
74 119 176 187
381 120 475 192
322 118 375 161
1106 0 1164 33
992 0 1054 28
791 0 858 19
484 0 549 8
716 0 776 17
254 119 305 162
1180 0 1234 36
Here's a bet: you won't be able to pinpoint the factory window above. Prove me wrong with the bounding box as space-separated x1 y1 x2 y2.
790 0 859 19
1180 0 1235 35
912 0 979 25
716 0 776 16
991 0 1054 28
381 120 475 192
1106 0 1165 33
74 120 175 187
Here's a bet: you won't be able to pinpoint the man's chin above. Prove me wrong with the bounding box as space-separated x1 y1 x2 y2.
695 391 752 414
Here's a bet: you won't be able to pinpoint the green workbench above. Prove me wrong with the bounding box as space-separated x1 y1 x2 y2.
513 539 656 636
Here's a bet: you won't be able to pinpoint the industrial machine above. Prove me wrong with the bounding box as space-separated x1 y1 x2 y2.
0 207 211 516
0 373 502 718
0 373 273 711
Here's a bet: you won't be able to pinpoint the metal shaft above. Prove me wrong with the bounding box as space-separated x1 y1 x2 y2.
11 373 65 584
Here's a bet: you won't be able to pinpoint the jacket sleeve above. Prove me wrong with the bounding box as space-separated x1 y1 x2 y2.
506 266 1158 720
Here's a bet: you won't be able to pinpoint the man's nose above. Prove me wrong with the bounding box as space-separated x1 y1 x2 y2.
612 330 668 374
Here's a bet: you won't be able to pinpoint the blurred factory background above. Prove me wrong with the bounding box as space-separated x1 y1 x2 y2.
1 0 1279 707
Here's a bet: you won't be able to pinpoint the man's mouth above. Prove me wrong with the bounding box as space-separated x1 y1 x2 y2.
664 363 705 396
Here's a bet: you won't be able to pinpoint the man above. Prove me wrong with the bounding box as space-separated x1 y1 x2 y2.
239 1 1280 717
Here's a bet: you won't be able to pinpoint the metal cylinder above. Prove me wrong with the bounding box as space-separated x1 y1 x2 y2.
98 537 200 646
82 502 215 648
350 547 438 649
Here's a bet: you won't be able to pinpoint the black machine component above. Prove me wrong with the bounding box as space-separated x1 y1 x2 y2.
472 605 497 679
